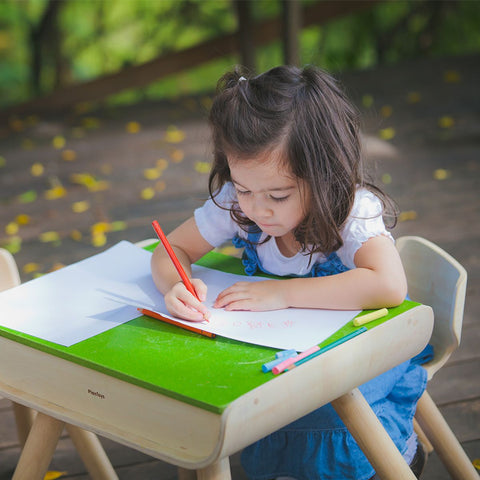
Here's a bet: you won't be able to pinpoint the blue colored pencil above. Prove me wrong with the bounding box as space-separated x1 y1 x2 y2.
287 327 367 370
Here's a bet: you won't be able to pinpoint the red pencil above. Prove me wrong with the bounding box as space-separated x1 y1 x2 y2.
138 308 215 339
151 220 200 301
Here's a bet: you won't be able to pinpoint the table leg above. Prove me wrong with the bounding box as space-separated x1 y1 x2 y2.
12 402 35 446
331 388 416 480
415 391 479 480
12 411 65 480
178 467 197 479
66 425 119 479
196 457 231 480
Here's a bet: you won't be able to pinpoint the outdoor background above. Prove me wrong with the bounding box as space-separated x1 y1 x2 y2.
0 1 479 479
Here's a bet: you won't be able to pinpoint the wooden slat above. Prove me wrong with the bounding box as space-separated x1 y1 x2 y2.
1 0 378 118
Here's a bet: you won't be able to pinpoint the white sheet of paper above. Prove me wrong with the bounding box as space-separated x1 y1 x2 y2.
145 264 360 351
0 241 360 351
0 241 154 346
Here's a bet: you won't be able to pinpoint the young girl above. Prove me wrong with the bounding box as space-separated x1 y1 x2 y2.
151 65 427 480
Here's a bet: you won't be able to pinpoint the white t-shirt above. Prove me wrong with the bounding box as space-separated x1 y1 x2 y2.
194 183 393 276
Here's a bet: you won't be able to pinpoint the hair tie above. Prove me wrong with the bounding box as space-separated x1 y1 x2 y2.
238 76 247 83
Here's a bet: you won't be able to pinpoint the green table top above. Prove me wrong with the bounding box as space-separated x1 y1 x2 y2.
0 243 418 414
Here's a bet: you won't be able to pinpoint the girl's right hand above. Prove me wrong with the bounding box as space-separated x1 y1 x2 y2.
163 278 210 322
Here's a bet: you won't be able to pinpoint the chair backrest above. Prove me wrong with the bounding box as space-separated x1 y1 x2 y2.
0 248 21 292
396 236 467 379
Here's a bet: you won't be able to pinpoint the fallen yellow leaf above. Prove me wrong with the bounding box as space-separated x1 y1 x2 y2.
61 149 77 162
380 105 393 118
141 187 155 200
92 232 107 247
126 121 141 134
381 173 392 185
70 230 83 241
16 214 31 225
5 222 18 235
44 470 67 479
170 149 184 163
443 70 461 83
143 168 161 180
156 158 169 170
194 161 211 174
407 92 421 104
438 116 454 129
52 136 66 149
31 163 44 176
379 128 395 141
39 231 61 243
398 211 418 222
45 186 67 200
23 262 41 274
362 94 374 108
71 200 90 213
164 126 185 143
433 168 451 180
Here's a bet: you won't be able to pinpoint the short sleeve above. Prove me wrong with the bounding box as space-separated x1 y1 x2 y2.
337 188 394 269
194 183 239 247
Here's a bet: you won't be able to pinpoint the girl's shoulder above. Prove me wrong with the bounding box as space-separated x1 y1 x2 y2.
337 187 393 269
349 187 384 219
194 182 240 247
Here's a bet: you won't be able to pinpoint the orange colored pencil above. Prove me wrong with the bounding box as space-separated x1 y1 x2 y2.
138 307 216 339
151 220 200 301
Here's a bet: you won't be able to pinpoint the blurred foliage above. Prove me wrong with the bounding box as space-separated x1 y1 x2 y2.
0 0 479 108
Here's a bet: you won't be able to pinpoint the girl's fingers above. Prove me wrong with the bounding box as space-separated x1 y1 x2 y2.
214 283 251 309
191 278 208 302
167 282 210 322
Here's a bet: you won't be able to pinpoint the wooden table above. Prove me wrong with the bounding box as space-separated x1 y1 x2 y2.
0 250 433 480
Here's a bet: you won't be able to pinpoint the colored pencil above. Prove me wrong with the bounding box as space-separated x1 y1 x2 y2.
151 220 200 301
286 327 367 371
138 307 215 339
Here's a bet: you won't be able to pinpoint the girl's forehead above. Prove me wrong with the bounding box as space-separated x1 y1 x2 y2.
228 154 295 187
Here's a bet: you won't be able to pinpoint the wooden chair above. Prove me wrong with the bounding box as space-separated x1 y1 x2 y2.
0 248 118 480
396 236 478 479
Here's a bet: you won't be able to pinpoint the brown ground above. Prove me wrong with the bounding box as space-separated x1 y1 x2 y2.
0 53 479 479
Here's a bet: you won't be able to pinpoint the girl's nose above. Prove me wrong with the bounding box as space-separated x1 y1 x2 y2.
251 196 273 217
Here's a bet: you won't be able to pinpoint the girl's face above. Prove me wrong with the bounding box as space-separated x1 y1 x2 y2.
228 150 308 239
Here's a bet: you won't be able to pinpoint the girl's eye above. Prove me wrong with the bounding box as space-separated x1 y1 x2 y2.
270 195 289 202
236 189 250 196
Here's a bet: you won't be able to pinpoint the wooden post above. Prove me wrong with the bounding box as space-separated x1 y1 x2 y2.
282 0 302 66
234 0 256 72
12 412 65 480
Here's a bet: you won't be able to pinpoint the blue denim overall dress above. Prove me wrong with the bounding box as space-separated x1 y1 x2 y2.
234 230 428 480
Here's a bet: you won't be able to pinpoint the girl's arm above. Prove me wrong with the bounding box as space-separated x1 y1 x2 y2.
151 216 214 321
214 235 407 311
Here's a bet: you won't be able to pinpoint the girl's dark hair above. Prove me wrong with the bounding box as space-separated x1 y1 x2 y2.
208 65 397 255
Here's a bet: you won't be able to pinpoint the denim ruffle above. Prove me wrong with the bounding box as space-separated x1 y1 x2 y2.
232 231 350 278
241 361 427 480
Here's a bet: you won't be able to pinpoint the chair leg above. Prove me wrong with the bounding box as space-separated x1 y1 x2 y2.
66 425 119 479
415 390 478 480
413 417 433 454
196 457 231 480
12 402 36 446
178 467 197 479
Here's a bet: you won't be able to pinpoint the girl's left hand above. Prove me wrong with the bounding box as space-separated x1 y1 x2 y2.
214 280 287 311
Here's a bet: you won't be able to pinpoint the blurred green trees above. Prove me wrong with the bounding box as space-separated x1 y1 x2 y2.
0 0 479 109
